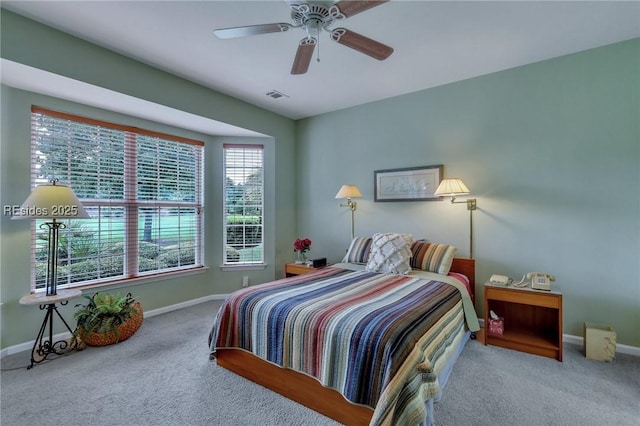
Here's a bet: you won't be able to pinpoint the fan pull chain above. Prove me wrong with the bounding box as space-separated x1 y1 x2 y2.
317 35 321 62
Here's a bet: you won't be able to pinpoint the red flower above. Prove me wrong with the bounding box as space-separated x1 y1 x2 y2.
293 238 312 252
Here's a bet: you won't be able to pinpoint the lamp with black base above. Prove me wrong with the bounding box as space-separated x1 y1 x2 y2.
13 179 90 368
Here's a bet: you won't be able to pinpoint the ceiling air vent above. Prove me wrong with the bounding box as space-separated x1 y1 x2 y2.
265 90 289 99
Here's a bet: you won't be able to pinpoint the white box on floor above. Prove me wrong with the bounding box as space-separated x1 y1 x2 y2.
583 322 616 362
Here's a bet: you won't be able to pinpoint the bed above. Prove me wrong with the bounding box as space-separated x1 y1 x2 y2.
209 236 479 426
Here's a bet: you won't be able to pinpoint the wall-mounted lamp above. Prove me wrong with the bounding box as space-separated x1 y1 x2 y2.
335 184 362 240
434 178 477 258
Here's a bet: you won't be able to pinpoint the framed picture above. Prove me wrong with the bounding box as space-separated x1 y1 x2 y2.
374 165 443 202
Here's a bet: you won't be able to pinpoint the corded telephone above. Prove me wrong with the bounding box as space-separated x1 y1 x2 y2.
490 272 555 290
528 272 555 291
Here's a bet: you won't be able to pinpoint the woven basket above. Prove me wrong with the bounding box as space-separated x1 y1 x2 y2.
82 301 144 347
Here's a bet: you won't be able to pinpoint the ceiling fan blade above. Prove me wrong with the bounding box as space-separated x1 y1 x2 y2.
330 28 393 60
214 23 293 39
291 37 317 75
330 0 389 18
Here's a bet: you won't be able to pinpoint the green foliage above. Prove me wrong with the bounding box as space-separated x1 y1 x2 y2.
158 246 195 267
226 245 240 262
138 241 161 259
225 215 263 252
58 222 97 259
138 257 159 273
238 244 263 263
35 239 185 286
68 257 124 280
73 292 138 342
225 215 261 225
33 211 262 286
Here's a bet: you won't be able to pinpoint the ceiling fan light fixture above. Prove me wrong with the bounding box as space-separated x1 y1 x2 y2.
305 18 321 39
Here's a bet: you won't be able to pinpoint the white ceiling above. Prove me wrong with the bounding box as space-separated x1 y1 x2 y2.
2 1 639 122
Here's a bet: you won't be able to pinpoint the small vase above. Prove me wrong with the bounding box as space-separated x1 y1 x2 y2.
295 250 307 264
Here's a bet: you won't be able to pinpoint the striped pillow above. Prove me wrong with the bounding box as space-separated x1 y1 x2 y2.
410 240 457 275
342 236 373 264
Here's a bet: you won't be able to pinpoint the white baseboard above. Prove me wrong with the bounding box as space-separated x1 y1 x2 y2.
477 319 640 357
0 293 229 359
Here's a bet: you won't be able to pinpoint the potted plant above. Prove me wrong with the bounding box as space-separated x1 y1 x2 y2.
73 292 143 348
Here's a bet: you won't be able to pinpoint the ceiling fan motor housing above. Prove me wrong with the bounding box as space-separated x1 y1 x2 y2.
291 3 336 36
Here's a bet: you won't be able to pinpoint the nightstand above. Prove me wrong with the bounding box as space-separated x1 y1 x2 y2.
484 283 563 361
284 262 325 277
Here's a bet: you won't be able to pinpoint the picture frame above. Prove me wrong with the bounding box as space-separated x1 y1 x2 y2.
374 165 443 202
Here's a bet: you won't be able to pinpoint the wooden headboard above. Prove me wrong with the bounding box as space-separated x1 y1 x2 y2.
450 257 476 303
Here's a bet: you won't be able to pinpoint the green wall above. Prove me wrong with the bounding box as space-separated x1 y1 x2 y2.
296 39 640 347
0 10 296 350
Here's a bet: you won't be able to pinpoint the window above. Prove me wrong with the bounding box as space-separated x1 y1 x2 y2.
223 144 264 264
30 106 204 291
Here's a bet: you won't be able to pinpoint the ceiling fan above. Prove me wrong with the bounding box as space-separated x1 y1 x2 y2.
214 0 394 75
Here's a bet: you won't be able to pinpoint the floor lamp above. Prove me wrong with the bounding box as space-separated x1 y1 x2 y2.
335 184 362 240
434 178 477 259
13 179 90 367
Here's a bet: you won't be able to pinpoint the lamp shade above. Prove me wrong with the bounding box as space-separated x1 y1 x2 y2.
335 185 362 199
12 181 90 220
434 178 470 197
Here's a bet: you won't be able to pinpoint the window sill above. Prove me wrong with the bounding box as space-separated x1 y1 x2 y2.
220 263 267 272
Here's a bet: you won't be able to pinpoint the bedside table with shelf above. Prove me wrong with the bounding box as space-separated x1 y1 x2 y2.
484 283 563 361
284 263 326 277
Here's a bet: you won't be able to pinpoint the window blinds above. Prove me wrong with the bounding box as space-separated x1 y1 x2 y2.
30 106 204 290
223 144 264 264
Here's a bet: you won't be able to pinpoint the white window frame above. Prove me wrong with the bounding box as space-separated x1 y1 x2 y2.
223 144 264 265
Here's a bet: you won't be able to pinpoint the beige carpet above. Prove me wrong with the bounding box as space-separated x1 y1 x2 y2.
2 300 639 425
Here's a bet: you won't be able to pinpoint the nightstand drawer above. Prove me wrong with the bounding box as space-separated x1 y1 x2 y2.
485 286 561 308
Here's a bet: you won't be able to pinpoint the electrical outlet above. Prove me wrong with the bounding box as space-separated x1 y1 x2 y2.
242 276 249 287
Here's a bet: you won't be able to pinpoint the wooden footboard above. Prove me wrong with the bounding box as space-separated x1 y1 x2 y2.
216 348 374 426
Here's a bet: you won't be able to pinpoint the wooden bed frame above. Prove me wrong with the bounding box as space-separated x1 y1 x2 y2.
215 258 475 426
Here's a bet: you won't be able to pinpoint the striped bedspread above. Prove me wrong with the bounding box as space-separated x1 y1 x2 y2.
209 265 478 425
